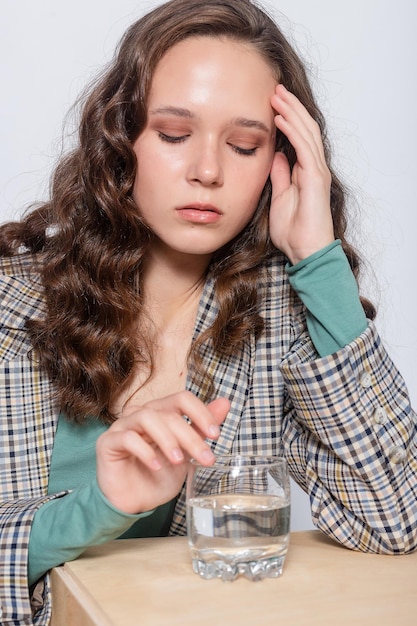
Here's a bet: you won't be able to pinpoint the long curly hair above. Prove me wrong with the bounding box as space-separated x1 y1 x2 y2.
0 0 375 422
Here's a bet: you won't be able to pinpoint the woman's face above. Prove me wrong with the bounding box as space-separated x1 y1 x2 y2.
132 36 277 260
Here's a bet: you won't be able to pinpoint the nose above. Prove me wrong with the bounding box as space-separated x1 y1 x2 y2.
187 139 224 187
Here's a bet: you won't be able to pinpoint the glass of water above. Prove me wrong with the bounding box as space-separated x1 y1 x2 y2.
186 455 290 582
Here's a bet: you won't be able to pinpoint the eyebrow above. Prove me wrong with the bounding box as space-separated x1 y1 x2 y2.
231 117 270 134
149 106 270 133
150 106 195 119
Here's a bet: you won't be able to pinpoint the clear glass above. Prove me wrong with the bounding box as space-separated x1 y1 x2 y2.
186 455 290 582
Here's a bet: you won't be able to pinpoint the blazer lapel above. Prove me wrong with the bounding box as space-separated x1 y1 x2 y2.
171 276 254 533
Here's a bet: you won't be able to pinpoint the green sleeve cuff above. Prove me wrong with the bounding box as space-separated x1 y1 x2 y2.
28 478 152 585
286 240 341 274
286 240 367 357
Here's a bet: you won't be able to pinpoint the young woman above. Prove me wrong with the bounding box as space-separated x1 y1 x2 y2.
0 0 416 623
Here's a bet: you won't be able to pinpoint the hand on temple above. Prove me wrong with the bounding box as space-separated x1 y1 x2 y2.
269 84 335 264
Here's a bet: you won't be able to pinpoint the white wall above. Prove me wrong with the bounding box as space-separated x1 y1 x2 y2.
1 0 415 531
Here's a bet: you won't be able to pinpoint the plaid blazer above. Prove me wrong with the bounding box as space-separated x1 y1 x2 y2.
1 253 416 625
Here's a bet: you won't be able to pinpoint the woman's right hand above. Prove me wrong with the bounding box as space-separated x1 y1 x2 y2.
96 391 230 514
269 84 334 265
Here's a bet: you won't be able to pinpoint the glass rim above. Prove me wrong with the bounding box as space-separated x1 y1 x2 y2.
189 455 287 469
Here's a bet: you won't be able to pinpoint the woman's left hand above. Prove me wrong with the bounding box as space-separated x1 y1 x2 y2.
269 84 335 265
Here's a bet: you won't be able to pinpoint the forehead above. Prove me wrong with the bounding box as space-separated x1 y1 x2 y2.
154 35 274 76
148 36 277 112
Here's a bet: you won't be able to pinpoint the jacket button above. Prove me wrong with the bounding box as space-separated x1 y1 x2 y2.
373 406 388 425
388 446 407 464
359 371 372 388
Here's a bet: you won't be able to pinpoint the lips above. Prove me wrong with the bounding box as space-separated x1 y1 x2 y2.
180 203 222 214
176 203 222 224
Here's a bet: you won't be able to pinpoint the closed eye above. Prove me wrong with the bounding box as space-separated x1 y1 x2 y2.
158 131 258 155
158 131 189 144
229 144 258 156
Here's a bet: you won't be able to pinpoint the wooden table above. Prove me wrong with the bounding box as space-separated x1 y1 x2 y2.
50 531 417 626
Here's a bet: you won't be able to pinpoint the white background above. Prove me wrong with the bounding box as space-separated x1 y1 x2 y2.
1 0 416 530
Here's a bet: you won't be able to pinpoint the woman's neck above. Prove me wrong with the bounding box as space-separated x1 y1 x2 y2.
112 246 210 413
141 243 211 331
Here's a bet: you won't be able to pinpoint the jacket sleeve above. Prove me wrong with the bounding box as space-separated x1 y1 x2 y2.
280 320 417 554
0 496 65 626
0 257 59 624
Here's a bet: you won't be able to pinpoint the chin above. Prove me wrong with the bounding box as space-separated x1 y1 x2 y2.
169 239 230 257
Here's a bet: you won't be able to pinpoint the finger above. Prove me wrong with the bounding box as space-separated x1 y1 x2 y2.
97 428 163 471
121 390 220 440
186 396 230 442
156 390 224 440
272 84 321 142
270 151 291 197
118 392 228 465
135 406 216 465
271 85 326 165
273 110 323 170
206 397 230 425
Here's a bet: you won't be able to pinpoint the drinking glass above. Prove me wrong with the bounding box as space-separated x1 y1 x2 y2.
186 455 290 581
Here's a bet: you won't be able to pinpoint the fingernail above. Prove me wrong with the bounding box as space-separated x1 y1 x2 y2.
208 424 220 438
201 449 215 463
172 448 184 462
151 458 162 470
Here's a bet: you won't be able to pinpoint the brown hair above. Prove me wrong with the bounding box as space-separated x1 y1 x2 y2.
0 0 375 422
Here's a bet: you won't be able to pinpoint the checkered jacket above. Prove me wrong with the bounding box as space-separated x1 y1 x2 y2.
1 253 416 625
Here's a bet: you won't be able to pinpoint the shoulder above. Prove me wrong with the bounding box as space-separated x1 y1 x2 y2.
0 253 46 327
